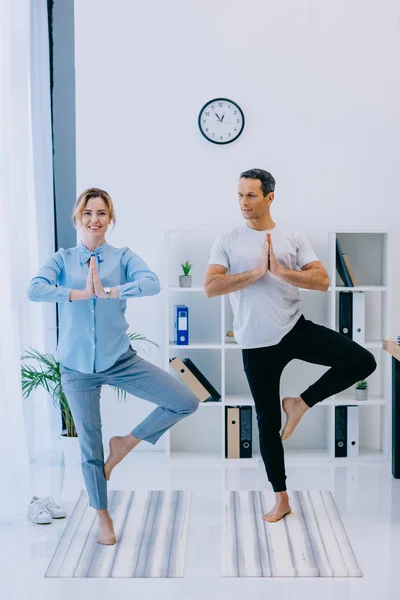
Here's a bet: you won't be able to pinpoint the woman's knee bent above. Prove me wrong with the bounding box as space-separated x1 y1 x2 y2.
180 391 200 415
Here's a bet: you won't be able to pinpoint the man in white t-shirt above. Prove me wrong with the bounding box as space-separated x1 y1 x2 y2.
204 169 376 523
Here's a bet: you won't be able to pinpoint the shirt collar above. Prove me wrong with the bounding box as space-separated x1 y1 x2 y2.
78 241 108 265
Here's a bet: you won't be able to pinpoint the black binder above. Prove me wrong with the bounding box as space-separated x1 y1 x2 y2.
183 358 221 401
335 406 347 457
239 406 252 458
339 291 353 339
336 238 352 287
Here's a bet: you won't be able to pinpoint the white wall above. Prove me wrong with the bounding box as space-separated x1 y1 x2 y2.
73 0 400 444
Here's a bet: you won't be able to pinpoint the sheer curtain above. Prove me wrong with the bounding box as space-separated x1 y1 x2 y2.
0 0 56 523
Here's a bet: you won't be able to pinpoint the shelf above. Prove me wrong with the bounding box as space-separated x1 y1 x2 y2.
334 286 387 292
168 286 204 292
329 394 386 406
169 343 222 349
285 448 387 464
198 401 223 407
224 395 254 406
168 450 260 467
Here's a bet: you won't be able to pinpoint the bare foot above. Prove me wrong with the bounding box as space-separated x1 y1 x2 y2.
104 434 140 481
262 492 292 523
97 512 116 545
281 396 309 441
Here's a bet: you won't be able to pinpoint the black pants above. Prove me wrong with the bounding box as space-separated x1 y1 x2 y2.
242 315 377 492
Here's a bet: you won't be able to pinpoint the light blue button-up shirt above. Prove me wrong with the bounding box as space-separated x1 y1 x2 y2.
27 241 160 373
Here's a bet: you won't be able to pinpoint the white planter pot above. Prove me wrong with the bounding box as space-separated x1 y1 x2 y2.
179 275 192 287
355 388 368 401
59 433 81 467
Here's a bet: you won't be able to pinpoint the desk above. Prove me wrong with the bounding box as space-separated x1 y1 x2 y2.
383 339 400 478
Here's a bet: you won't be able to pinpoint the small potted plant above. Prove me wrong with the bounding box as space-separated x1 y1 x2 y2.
179 260 193 287
355 379 368 401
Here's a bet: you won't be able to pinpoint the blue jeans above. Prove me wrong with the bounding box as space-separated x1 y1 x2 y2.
60 347 199 509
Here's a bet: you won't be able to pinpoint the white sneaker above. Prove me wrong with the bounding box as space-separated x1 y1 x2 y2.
31 496 67 519
27 499 52 525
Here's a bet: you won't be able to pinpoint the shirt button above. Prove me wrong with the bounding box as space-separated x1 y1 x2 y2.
92 345 95 348
92 328 95 331
91 310 94 313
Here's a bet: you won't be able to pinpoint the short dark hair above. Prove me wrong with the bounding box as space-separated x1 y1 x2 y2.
239 169 275 196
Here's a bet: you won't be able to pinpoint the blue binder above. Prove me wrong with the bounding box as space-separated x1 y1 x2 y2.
175 305 189 345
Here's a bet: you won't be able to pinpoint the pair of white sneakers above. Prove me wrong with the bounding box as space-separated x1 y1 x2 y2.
27 496 67 525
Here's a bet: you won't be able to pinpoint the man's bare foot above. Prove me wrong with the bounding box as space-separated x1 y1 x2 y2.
262 492 292 522
104 434 141 481
97 510 116 545
281 396 309 441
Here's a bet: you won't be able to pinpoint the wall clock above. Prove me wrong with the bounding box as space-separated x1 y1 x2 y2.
198 98 245 145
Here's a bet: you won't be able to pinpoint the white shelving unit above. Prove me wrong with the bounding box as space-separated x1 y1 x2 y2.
163 229 392 467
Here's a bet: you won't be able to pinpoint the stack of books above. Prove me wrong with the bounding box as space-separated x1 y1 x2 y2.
169 357 221 402
336 238 357 287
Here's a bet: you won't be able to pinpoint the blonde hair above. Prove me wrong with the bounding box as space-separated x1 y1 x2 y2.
73 188 116 228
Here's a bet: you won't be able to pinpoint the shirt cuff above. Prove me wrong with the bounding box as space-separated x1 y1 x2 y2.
59 287 73 302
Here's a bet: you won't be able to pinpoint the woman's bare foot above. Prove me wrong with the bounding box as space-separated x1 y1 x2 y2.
104 433 141 481
262 491 292 522
97 509 116 545
281 396 309 440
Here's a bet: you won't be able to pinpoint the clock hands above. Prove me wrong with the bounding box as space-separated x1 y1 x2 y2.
214 112 229 123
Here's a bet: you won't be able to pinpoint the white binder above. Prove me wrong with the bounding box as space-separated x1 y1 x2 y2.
352 292 365 344
347 405 359 457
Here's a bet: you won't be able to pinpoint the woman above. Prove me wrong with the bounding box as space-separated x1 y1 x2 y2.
27 188 199 545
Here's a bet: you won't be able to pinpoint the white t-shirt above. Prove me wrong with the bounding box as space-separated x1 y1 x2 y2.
208 223 319 349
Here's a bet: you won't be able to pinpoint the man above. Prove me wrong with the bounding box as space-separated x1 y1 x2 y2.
204 169 376 523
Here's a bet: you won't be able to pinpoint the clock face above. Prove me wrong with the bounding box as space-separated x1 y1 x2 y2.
198 98 245 145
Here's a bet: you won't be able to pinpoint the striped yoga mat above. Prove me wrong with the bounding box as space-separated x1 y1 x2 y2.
223 490 362 577
45 490 191 578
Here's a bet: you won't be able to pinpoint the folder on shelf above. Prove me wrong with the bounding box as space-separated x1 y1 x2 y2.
225 406 253 458
169 357 221 402
347 405 359 457
335 405 347 457
339 291 365 343
175 305 189 345
343 254 357 287
239 406 252 458
336 238 353 287
225 407 241 458
183 357 221 401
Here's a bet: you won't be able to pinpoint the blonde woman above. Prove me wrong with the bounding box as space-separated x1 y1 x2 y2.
28 188 199 545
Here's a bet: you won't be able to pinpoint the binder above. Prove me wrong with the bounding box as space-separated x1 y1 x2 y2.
339 292 353 339
169 357 212 402
183 358 221 401
239 406 252 458
343 254 357 287
339 291 365 343
335 406 347 457
352 292 365 344
225 407 240 458
175 305 188 345
347 405 359 457
336 239 352 287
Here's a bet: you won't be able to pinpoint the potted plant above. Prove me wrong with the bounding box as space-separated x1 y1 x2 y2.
355 379 368 401
179 260 193 287
21 333 159 463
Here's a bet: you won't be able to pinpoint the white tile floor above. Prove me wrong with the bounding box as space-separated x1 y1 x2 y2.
1 449 400 599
